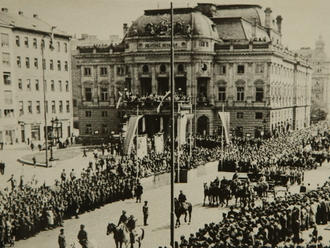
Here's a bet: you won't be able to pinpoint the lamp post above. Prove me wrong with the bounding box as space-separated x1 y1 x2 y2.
42 27 55 167
263 118 267 139
49 117 58 161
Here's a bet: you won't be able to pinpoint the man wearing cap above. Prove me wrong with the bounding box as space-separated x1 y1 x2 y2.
126 215 136 245
135 182 143 203
118 210 127 226
58 228 66 248
143 201 148 226
77 224 88 248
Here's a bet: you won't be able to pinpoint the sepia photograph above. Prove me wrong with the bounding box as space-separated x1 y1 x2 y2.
1 0 330 247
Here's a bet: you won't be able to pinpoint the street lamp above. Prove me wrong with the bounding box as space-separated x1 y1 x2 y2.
262 118 267 139
42 27 55 167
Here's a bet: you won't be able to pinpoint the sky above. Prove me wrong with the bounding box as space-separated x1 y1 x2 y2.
2 0 330 54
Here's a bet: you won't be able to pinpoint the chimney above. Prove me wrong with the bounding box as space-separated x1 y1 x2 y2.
18 11 23 16
252 18 257 39
33 14 38 18
276 15 283 34
123 23 128 37
2 8 8 12
264 8 272 29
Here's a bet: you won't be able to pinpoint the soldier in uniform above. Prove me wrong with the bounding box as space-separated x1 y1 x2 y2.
0 161 4 175
134 182 143 203
142 201 148 226
118 210 127 226
61 169 66 183
77 224 88 248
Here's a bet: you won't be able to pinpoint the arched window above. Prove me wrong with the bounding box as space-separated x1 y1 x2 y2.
177 63 184 73
197 115 209 135
142 64 149 73
160 64 166 73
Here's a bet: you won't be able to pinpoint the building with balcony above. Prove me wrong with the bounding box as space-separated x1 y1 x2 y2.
0 8 73 145
72 4 312 144
294 35 330 123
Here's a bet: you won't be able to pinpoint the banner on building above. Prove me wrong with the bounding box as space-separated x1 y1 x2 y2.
156 91 171 113
123 115 143 155
154 133 164 154
218 112 230 144
137 135 148 159
116 91 123 109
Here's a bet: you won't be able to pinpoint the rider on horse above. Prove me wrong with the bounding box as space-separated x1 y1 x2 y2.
178 190 186 208
126 215 137 244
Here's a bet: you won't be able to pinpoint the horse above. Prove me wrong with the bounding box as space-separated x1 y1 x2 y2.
203 182 211 206
219 184 231 207
174 198 192 228
254 181 269 198
106 222 144 248
231 180 251 208
70 239 98 248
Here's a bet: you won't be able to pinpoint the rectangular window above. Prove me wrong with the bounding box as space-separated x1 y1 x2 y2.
51 80 55 91
64 61 68 71
46 101 48 113
237 87 244 101
255 112 263 119
57 42 60 52
219 65 226 74
44 80 47 92
35 80 39 91
101 87 108 101
26 57 30 68
102 111 107 117
65 81 69 92
84 67 91 76
85 87 92 101
100 67 107 76
17 56 21 68
237 112 243 119
256 64 264 74
1 33 9 47
42 59 46 69
4 90 12 105
86 124 92 134
57 60 61 71
16 36 20 46
256 87 264 102
33 38 37 49
64 43 68 53
50 60 53 70
102 124 108 134
18 79 22 90
24 37 29 48
28 101 32 114
59 101 63 113
36 101 40 114
2 53 10 66
4 109 14 117
27 79 31 91
52 101 56 113
19 101 24 116
59 81 62 91
66 101 70 113
3 72 11 85
218 87 226 101
237 65 245 74
86 111 92 117
34 58 38 68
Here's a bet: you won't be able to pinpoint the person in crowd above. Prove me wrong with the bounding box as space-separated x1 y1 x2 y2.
61 169 66 183
58 228 66 248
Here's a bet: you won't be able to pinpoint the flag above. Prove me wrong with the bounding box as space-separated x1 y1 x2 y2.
116 91 123 109
218 112 230 143
156 91 171 113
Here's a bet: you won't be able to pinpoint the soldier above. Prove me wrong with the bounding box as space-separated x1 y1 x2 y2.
82 148 87 158
143 201 148 226
70 169 76 181
61 169 66 183
77 224 88 248
0 161 4 175
58 228 66 248
118 210 127 226
135 182 143 203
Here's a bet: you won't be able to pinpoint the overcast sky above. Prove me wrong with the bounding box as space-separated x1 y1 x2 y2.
2 0 330 54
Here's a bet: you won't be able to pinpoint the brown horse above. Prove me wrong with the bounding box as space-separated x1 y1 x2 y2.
174 198 192 228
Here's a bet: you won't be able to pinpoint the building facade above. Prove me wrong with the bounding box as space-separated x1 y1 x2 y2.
294 36 330 123
72 4 312 144
0 8 73 145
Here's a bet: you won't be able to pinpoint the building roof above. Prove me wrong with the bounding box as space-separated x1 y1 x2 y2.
127 8 220 40
0 9 70 38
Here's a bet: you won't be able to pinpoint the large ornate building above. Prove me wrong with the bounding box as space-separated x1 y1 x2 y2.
294 35 330 123
0 8 72 145
72 4 312 144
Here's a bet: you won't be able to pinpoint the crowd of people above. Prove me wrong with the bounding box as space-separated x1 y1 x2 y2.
179 178 330 248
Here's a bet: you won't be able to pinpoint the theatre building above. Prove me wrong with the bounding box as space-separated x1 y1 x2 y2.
72 4 312 146
0 8 73 145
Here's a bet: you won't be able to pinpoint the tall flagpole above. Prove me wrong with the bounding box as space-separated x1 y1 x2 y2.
136 105 139 184
221 104 224 170
170 3 175 247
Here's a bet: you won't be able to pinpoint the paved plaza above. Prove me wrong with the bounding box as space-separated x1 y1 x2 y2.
1 145 330 247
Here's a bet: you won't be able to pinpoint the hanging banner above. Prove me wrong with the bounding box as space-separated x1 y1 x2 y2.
137 135 148 159
154 133 164 154
218 112 230 144
123 115 143 155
